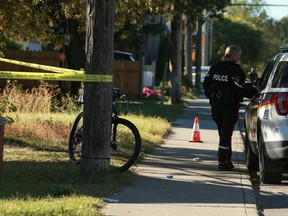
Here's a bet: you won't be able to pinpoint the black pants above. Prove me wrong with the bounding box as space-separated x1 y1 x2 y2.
211 102 239 163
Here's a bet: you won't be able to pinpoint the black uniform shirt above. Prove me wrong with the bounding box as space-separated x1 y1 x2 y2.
203 61 246 105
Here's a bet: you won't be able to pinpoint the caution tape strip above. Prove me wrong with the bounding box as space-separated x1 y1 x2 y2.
0 71 113 82
0 57 83 74
0 57 113 82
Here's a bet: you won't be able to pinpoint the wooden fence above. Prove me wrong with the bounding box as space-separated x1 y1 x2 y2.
0 50 141 97
113 60 141 97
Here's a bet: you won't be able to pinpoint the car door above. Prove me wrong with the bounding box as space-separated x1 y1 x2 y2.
245 59 278 151
266 60 288 145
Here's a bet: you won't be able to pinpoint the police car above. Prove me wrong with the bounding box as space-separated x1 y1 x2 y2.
244 46 288 184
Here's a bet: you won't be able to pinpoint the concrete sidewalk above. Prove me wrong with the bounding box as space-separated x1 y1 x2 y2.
103 97 258 216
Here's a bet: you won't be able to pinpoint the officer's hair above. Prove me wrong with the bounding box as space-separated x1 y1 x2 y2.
222 45 241 60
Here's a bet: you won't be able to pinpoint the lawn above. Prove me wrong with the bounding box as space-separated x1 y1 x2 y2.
0 83 184 215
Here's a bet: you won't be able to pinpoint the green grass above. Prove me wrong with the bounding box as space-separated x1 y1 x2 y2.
117 98 183 121
0 195 105 216
0 96 183 215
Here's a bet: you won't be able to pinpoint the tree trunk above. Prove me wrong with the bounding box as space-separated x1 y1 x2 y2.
184 16 193 87
80 0 114 174
64 19 86 95
195 18 202 90
169 12 183 104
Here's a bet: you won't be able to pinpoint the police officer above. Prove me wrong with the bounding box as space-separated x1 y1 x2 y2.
203 45 248 171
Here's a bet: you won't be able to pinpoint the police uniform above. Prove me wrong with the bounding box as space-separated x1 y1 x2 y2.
203 61 246 165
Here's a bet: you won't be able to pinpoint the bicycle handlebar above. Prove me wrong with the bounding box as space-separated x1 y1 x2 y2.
77 87 128 105
113 88 129 103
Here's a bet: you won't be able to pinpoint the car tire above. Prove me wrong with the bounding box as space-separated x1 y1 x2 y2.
258 132 283 184
245 135 259 171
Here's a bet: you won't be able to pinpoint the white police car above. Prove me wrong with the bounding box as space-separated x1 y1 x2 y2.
244 46 288 184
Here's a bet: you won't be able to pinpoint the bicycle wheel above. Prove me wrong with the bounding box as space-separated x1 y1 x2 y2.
111 117 141 172
68 111 83 164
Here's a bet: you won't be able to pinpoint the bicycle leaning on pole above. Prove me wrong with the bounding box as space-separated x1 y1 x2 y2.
68 88 142 172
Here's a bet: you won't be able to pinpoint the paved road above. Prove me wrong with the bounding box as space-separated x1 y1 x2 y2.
238 100 288 216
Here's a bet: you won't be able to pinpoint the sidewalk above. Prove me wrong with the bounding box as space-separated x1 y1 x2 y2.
103 97 258 216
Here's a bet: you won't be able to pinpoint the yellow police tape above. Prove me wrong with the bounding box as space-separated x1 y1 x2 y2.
0 57 113 82
0 71 112 82
0 57 82 74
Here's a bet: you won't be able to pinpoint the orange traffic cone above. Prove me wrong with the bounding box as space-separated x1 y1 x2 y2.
189 117 203 143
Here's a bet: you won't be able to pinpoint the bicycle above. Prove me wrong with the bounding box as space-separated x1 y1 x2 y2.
68 88 142 172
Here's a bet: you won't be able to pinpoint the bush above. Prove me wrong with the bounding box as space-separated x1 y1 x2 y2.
0 81 79 113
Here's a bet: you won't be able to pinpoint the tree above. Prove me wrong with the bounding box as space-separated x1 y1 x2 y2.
256 16 288 70
0 0 230 173
1 0 114 174
0 1 87 94
1 0 231 103
169 9 183 104
81 0 114 174
183 15 194 88
144 0 230 103
274 17 288 48
221 0 281 73
0 0 144 87
211 18 263 71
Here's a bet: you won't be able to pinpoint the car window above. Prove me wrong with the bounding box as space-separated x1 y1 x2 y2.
258 61 275 90
258 53 285 90
272 61 288 88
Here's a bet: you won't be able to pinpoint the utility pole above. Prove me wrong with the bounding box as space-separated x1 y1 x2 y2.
195 11 212 90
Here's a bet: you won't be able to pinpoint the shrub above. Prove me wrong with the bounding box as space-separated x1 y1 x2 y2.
0 81 79 113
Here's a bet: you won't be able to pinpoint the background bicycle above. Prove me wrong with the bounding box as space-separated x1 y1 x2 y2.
68 88 141 172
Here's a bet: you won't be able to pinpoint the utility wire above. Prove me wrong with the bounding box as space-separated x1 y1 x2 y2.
231 3 288 7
